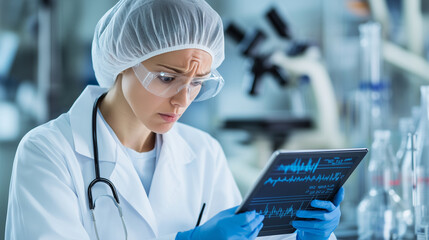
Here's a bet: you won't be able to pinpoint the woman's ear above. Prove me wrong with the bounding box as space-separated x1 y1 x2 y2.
118 68 131 78
113 67 134 90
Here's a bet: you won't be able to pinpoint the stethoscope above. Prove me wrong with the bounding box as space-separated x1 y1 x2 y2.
88 92 128 239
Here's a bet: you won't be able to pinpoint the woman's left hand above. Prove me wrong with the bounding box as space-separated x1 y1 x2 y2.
292 187 344 240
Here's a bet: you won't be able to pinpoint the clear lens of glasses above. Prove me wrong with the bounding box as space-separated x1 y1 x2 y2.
132 63 224 102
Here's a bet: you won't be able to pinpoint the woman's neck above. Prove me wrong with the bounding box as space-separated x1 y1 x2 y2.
99 78 155 153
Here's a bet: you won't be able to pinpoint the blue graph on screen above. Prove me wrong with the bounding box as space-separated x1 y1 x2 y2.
257 202 305 218
264 172 346 187
276 158 321 174
237 149 367 237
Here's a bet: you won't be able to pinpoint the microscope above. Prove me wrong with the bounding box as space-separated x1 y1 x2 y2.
225 8 345 151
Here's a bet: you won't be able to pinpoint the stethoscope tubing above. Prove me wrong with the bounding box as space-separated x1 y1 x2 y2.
88 92 121 210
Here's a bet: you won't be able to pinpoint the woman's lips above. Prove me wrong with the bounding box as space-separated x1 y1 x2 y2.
159 113 180 123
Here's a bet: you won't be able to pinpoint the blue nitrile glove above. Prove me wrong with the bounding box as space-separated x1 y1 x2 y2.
175 206 264 240
292 187 345 240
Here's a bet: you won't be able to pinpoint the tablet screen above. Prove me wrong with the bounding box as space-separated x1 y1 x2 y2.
235 148 368 236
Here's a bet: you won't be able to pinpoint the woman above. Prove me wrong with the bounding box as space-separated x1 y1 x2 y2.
5 0 342 239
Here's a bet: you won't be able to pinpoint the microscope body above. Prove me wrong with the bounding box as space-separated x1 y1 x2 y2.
270 45 345 149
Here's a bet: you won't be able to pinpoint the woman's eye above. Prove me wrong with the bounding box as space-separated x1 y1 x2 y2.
158 76 175 83
191 81 203 87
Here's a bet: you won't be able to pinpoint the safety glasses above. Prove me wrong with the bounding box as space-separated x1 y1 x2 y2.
132 63 224 102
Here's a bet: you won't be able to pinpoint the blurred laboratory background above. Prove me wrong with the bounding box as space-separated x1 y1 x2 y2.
1 0 429 239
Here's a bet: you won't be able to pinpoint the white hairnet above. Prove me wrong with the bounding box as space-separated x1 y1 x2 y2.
92 0 225 88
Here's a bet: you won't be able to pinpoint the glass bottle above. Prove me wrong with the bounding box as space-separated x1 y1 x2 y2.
400 132 417 238
396 118 416 239
415 86 429 240
359 22 391 138
396 118 415 164
357 130 407 239
396 118 415 198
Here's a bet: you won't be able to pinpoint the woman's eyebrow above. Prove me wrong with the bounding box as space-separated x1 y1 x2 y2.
157 64 210 77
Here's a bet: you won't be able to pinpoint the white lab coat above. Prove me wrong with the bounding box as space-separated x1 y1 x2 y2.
5 86 334 240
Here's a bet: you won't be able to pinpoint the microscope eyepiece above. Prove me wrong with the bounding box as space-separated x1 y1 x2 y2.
225 23 245 43
266 8 291 39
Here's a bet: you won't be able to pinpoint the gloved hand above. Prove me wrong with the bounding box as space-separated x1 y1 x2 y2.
176 206 264 240
292 187 344 240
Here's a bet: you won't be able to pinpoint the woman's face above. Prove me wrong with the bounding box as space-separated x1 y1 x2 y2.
121 49 213 134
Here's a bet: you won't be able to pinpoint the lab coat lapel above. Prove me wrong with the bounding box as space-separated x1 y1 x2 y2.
109 144 159 235
149 126 197 226
69 85 109 160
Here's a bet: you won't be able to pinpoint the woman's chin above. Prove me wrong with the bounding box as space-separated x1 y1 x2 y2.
151 122 175 134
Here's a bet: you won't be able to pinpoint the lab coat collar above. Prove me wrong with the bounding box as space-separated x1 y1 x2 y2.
69 85 115 162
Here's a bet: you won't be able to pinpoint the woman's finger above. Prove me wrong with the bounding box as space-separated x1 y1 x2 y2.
296 208 339 221
242 214 264 232
333 187 345 207
233 210 258 226
247 222 264 240
311 199 336 212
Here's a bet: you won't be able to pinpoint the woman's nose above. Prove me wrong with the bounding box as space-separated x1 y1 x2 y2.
170 85 191 107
